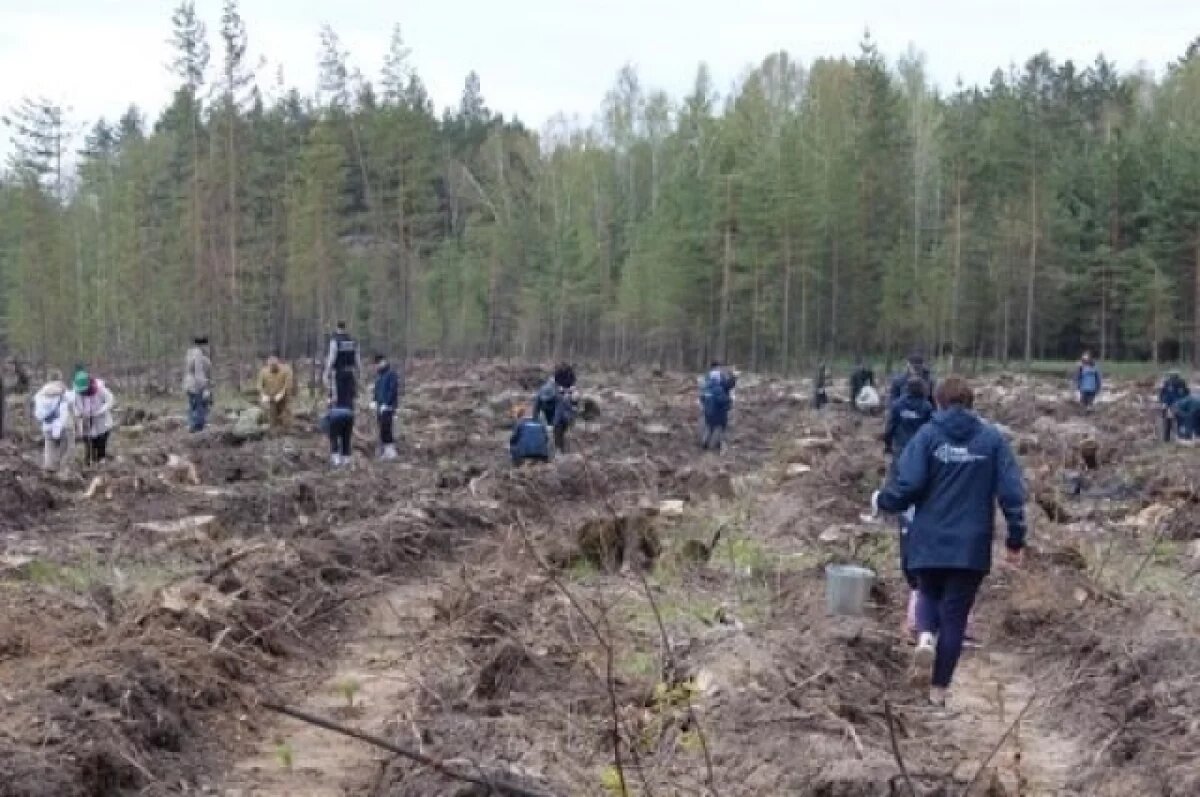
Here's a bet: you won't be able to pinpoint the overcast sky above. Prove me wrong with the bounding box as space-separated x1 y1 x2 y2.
1 0 1198 153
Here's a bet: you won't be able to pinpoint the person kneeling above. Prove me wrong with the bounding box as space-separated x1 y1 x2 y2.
510 406 550 465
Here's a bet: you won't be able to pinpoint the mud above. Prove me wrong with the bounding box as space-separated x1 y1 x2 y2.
0 361 1197 796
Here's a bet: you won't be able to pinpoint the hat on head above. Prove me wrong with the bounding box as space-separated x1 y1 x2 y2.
73 371 90 393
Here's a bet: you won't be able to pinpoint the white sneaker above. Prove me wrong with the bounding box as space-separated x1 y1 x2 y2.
381 445 398 461
912 632 936 685
331 453 342 468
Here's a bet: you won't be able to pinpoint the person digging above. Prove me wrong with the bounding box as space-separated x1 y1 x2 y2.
870 375 1026 708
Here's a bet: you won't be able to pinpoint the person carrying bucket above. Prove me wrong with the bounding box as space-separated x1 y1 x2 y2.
871 375 1026 707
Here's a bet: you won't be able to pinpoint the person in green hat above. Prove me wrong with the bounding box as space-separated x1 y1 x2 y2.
72 369 115 465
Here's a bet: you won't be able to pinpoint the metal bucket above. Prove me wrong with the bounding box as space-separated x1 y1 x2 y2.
825 564 875 616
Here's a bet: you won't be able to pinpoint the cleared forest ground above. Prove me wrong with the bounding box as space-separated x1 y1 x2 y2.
1 361 1198 796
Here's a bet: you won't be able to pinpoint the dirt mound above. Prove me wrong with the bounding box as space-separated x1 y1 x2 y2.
0 466 59 529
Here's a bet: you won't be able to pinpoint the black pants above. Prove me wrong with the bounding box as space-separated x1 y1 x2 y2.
86 432 110 465
334 370 357 406
913 568 985 688
329 415 353 456
379 411 395 445
553 421 569 452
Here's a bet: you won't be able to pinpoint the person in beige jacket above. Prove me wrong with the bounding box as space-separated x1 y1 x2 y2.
258 354 294 431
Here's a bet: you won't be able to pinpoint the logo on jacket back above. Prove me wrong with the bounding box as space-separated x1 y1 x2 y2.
900 409 923 420
933 443 985 464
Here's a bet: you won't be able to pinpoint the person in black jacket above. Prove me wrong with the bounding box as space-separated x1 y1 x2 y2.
849 360 875 412
873 375 1026 706
888 352 935 405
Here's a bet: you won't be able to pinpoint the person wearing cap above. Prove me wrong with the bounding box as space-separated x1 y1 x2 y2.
889 352 935 405
73 370 116 465
371 354 402 460
1158 371 1189 442
257 354 294 431
1075 352 1102 408
183 336 213 432
33 370 76 472
871 375 1026 707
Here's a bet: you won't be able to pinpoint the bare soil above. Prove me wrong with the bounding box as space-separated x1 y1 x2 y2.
1 361 1197 796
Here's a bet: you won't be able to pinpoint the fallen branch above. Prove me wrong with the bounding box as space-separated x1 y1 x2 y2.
883 699 917 797
576 446 721 797
962 692 1038 797
260 700 559 797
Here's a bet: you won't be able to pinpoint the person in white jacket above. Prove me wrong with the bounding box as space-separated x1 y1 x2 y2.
33 372 75 472
73 370 115 465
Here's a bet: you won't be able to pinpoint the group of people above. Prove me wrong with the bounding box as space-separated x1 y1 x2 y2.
509 363 579 464
32 367 116 472
867 353 1025 708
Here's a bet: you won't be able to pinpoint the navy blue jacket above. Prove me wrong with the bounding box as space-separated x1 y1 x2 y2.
1160 376 1189 408
1076 364 1102 395
510 419 550 460
877 408 1027 572
888 366 935 404
1174 394 1200 423
373 365 400 410
700 371 732 428
884 395 934 454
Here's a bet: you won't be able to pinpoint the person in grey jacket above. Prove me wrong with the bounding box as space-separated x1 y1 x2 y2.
183 336 212 432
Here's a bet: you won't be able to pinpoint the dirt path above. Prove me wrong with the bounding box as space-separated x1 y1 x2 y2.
221 582 441 797
939 649 1082 796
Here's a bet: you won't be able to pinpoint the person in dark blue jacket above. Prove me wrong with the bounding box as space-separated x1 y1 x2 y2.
873 375 1026 706
699 363 735 451
884 377 934 456
1075 353 1101 407
1159 371 1190 442
888 352 935 405
372 354 402 460
510 406 550 464
1173 393 1200 441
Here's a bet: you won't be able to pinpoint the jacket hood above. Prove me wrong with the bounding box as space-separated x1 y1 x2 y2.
933 407 981 442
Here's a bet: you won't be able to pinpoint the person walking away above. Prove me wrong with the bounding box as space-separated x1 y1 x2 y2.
183 336 213 432
872 375 1026 707
1159 370 1189 442
325 366 356 468
372 354 401 460
1076 353 1102 408
1172 392 1200 442
33 371 76 473
882 377 935 638
813 362 829 410
510 404 550 465
258 354 294 431
324 320 361 401
73 370 115 466
889 352 935 405
849 359 875 413
699 362 735 452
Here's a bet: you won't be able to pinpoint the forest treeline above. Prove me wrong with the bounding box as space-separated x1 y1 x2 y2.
2 1 1200 373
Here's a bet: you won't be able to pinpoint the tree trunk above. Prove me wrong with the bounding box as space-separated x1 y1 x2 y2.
1024 173 1037 365
950 174 963 372
781 226 792 374
718 174 734 362
1194 228 1200 367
